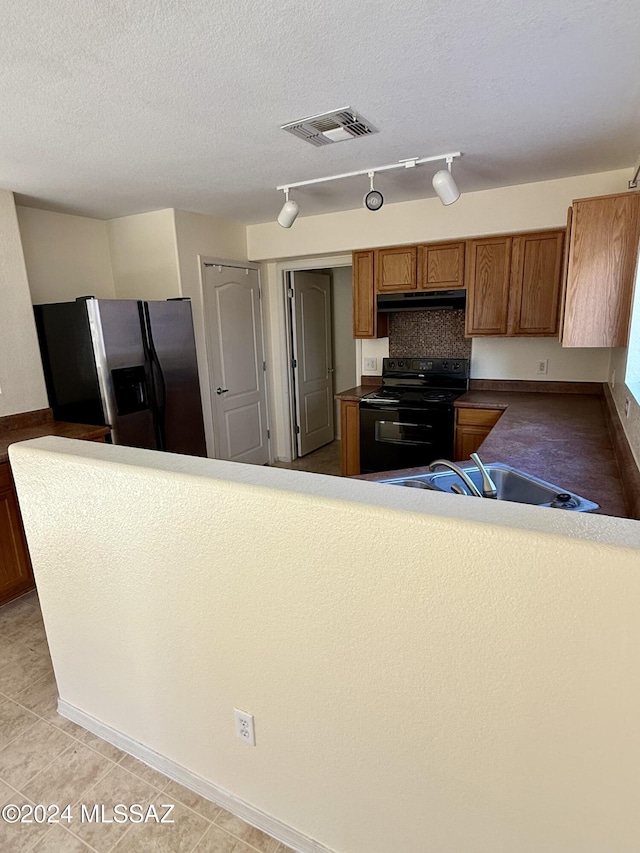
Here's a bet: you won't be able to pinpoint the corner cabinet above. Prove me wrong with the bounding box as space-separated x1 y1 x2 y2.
561 192 640 347
454 407 503 461
0 463 34 606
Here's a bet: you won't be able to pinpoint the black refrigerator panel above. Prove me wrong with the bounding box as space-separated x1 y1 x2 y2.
86 300 158 451
34 301 106 425
142 300 207 457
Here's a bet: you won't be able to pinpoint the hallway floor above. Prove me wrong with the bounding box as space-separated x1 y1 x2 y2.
272 440 341 476
0 591 294 853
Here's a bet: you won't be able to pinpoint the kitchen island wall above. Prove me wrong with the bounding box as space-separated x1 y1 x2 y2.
11 436 640 853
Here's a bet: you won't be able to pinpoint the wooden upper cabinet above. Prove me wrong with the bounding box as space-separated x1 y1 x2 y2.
417 241 465 291
562 192 640 347
465 237 512 335
509 230 564 335
375 246 417 292
352 250 376 338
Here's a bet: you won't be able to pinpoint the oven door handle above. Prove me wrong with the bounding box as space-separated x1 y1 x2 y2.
374 420 434 446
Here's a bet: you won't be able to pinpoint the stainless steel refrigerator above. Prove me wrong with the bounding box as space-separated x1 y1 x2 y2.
34 297 208 457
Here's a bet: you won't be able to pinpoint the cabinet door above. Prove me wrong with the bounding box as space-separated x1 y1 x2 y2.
562 193 640 347
510 230 564 335
454 425 490 461
375 246 417 292
417 241 465 291
0 465 35 606
465 237 512 336
340 400 360 476
352 251 376 338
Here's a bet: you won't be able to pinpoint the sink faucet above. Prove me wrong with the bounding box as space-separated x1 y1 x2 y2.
428 460 483 497
470 453 498 499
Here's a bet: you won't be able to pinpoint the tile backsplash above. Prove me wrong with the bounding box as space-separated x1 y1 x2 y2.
389 309 471 358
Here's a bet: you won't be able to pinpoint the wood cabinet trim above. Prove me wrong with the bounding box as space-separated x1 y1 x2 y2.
340 400 360 476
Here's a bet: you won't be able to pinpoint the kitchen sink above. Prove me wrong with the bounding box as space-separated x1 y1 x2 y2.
380 463 599 512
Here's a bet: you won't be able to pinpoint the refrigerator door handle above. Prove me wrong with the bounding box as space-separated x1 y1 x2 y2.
140 302 167 450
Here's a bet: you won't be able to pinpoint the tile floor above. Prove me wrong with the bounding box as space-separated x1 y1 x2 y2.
272 440 341 476
0 591 295 853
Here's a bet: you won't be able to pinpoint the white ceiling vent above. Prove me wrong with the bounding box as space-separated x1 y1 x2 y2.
281 108 378 147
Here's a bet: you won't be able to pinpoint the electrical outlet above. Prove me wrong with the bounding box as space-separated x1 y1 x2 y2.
625 397 631 418
536 359 549 376
364 357 378 371
234 708 256 746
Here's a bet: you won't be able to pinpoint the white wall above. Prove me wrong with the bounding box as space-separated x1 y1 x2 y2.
329 266 357 437
11 437 640 853
609 347 640 466
173 210 248 457
247 169 631 396
471 337 611 382
0 191 48 416
17 206 115 303
107 209 181 300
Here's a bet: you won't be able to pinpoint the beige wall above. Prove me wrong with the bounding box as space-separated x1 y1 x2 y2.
0 191 48 416
173 210 248 456
107 209 181 300
329 266 357 437
17 206 115 303
11 437 640 853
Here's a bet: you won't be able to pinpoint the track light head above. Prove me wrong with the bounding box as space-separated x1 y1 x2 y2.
432 158 460 206
363 171 384 211
277 189 299 228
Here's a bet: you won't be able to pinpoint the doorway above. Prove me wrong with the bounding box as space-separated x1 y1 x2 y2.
284 264 358 463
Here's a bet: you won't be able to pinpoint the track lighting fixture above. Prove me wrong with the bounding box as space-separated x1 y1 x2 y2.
364 172 384 211
432 156 460 206
276 152 462 226
277 188 299 228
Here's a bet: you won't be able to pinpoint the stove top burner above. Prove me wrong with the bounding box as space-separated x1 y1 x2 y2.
361 355 470 409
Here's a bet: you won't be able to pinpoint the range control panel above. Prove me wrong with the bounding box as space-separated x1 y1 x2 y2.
382 357 469 378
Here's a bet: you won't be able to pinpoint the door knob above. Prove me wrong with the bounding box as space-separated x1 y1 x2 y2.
216 387 229 395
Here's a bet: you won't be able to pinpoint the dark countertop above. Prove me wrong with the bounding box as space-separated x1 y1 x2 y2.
359 390 629 519
0 410 110 465
335 384 381 402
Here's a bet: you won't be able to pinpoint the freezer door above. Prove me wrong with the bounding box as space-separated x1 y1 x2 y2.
86 300 158 450
142 300 207 457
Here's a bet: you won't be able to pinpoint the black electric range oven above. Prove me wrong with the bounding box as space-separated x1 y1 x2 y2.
359 357 470 474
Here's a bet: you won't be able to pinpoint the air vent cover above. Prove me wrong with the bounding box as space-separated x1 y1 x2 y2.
281 108 378 147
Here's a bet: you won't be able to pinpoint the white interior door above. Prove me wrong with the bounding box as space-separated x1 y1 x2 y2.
290 271 334 456
203 264 269 464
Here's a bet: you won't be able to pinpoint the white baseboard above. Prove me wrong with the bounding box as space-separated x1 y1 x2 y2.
58 699 337 853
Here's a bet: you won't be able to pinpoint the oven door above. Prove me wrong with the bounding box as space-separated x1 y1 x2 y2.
359 404 454 474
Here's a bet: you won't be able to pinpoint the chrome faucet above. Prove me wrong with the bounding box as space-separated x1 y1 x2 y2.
428 460 483 497
470 453 498 499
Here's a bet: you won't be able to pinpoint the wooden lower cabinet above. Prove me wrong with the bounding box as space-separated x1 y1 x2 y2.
0 463 34 606
340 400 361 476
454 407 503 461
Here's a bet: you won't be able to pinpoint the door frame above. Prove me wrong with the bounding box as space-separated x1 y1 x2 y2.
200 256 271 461
277 254 360 462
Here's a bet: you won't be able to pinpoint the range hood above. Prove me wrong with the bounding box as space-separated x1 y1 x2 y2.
377 289 466 312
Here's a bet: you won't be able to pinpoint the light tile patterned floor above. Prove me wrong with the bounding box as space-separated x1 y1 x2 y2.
0 591 295 853
271 440 341 476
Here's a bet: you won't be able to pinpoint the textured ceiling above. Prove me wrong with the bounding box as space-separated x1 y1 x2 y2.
2 0 639 224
